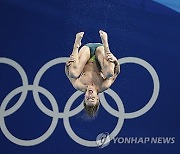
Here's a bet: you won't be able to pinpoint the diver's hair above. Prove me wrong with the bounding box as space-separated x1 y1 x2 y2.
83 100 100 118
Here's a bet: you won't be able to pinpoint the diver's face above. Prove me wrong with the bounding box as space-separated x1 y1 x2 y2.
84 86 99 106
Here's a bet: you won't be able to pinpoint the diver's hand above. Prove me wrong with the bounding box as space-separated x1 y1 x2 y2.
66 54 75 66
106 51 117 63
100 71 106 79
114 61 120 75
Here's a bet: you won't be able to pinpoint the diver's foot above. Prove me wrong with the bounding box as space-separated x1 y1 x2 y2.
99 30 108 45
74 32 84 48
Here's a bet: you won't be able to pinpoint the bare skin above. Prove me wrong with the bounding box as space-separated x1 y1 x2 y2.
65 30 120 106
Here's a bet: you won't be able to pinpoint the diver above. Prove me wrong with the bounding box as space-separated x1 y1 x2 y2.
65 30 120 117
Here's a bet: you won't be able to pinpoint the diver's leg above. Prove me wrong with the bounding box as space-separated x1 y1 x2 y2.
95 46 115 79
67 32 90 78
96 30 117 79
71 32 84 66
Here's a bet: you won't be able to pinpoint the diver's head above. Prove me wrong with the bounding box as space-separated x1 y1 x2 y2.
83 84 100 117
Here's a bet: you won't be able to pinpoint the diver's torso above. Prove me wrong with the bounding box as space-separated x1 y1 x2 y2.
78 60 104 90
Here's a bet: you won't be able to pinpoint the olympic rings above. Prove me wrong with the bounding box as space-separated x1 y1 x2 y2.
0 57 160 147
33 57 84 118
100 57 160 119
63 89 125 147
0 58 28 117
0 85 59 146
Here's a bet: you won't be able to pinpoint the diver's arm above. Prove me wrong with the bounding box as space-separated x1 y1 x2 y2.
100 62 120 92
65 65 86 92
72 79 87 92
100 77 115 92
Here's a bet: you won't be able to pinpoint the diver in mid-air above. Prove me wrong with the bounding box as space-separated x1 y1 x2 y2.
65 30 120 117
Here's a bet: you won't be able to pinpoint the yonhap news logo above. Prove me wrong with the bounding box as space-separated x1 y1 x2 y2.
0 56 160 147
113 137 175 144
96 133 175 148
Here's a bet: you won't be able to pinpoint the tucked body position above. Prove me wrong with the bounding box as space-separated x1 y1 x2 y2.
65 30 120 117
